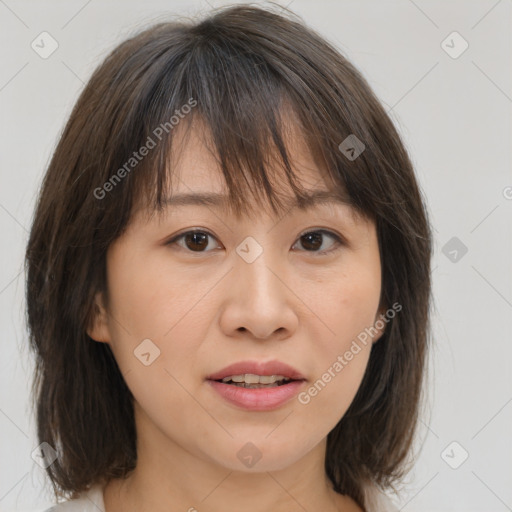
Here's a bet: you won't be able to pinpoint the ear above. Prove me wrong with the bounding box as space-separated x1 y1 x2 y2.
371 306 388 344
87 291 111 343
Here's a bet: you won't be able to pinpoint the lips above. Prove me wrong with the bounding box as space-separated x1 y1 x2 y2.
207 379 305 410
206 359 306 382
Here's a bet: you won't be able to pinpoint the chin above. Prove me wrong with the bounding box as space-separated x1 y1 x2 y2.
204 436 312 473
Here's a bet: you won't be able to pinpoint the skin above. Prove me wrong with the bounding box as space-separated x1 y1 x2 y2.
88 117 386 512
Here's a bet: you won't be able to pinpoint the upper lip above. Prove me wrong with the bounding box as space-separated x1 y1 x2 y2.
206 360 306 381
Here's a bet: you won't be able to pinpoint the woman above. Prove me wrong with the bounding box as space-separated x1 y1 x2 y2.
26 4 433 511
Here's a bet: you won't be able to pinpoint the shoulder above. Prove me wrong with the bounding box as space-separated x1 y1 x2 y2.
42 484 106 512
362 482 400 512
332 482 400 512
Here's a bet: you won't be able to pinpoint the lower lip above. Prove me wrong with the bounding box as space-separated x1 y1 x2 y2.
207 379 305 411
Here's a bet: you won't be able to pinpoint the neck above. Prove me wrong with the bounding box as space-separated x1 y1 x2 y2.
102 403 357 511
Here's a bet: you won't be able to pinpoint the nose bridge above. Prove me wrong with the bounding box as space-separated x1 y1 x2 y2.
217 228 298 339
234 232 284 303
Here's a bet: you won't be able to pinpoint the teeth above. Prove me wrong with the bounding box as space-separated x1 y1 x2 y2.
221 374 291 384
259 375 281 384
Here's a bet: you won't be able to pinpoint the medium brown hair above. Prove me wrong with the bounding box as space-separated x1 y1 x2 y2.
25 3 433 509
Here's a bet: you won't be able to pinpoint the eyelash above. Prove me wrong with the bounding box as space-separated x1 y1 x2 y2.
166 228 345 256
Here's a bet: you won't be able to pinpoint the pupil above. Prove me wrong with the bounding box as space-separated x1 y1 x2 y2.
302 232 322 251
185 232 208 251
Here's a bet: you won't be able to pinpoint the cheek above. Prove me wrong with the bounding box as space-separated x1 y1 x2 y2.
298 283 375 427
297 262 379 415
106 245 209 337
104 250 212 388
309 261 381 350
297 346 371 437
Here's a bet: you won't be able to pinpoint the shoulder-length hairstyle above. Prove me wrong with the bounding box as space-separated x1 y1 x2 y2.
25 3 433 509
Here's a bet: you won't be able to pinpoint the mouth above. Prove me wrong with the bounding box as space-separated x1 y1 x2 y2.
205 360 307 410
206 359 306 383
211 375 302 388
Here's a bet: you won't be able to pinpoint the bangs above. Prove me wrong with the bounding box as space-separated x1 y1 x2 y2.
25 5 433 505
109 20 372 227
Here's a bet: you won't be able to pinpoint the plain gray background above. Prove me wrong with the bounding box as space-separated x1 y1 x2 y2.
1 1 511 511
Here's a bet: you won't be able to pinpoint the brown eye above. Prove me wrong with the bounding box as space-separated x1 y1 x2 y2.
166 228 343 256
183 231 209 251
168 230 218 252
300 232 323 251
293 230 343 255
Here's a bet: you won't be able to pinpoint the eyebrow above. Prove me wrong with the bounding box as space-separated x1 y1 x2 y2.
161 189 353 212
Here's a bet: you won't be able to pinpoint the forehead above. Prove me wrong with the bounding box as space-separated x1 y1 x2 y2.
174 113 324 175
132 111 365 225
170 118 349 206
157 190 355 223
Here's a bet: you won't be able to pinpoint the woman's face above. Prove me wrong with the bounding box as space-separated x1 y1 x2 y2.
88 120 386 474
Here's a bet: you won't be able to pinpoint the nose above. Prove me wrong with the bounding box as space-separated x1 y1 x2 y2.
218 246 299 341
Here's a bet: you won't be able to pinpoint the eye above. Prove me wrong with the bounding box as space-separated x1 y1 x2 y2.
167 229 220 253
166 228 344 255
292 229 344 255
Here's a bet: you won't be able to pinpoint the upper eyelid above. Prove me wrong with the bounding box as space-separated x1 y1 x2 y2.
169 227 341 239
